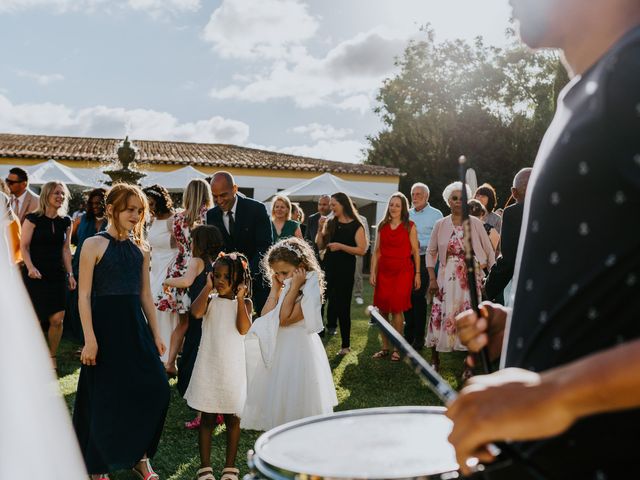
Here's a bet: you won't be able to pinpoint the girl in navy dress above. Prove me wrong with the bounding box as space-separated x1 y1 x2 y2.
73 184 170 480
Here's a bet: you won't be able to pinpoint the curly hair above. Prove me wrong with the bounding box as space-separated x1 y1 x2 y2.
261 236 325 301
467 198 487 218
214 251 252 298
143 184 174 216
85 187 107 220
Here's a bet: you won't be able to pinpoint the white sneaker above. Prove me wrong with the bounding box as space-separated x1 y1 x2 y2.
355 297 364 305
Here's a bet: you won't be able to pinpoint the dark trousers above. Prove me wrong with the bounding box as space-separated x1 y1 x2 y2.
404 255 428 347
326 271 355 348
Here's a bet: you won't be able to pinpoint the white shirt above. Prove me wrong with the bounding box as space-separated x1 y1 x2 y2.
222 195 239 234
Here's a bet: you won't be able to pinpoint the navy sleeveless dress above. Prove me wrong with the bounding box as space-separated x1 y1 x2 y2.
177 259 213 397
72 232 170 474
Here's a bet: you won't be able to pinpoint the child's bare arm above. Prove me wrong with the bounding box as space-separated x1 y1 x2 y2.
235 290 253 334
164 258 203 288
279 268 306 326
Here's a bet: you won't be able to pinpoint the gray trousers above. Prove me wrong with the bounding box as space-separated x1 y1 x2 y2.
353 255 364 297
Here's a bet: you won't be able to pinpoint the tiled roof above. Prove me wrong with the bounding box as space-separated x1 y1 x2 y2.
0 133 399 177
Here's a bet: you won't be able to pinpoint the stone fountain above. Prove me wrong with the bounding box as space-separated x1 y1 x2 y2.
104 136 146 185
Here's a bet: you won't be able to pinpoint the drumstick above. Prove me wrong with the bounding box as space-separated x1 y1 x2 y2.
458 155 493 374
367 306 549 480
367 305 457 404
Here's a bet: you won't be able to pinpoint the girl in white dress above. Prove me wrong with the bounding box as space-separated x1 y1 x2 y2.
242 237 338 431
143 185 179 364
185 252 252 480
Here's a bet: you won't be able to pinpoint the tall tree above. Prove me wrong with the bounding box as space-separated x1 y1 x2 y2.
366 27 569 211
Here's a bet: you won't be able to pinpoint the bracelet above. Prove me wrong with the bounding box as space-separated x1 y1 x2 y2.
66 272 74 278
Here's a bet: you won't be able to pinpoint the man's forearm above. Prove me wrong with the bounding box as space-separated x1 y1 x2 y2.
544 339 640 421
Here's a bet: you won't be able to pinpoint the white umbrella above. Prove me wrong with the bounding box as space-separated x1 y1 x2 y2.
141 165 207 191
27 159 94 187
0 203 87 479
268 172 382 208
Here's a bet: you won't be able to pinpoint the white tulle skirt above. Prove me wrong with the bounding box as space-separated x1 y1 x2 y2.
242 322 338 431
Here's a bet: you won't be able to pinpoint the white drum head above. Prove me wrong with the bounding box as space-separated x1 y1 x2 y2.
253 406 459 479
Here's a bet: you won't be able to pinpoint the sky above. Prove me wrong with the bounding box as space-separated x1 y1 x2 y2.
0 0 514 163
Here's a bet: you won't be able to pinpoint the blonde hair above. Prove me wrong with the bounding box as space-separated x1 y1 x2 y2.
105 183 148 247
183 179 213 228
271 194 292 221
261 237 325 301
34 181 70 217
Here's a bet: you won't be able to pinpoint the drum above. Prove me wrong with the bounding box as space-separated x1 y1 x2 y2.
245 406 459 480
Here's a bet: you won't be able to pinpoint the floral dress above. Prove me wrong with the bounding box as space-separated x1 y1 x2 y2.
426 225 483 352
156 205 207 314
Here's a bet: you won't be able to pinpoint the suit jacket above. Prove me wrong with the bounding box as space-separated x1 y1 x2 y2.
15 190 39 224
206 194 273 277
304 212 321 251
485 202 524 300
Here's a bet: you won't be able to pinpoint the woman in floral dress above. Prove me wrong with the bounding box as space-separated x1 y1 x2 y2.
156 179 212 376
425 181 495 378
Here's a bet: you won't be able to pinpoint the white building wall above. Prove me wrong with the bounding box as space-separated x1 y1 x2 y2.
234 173 398 223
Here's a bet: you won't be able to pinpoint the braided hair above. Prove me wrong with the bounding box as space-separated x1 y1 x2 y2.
214 251 252 298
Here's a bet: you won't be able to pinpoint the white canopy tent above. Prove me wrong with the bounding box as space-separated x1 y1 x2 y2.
1 160 109 188
140 165 207 191
267 172 382 208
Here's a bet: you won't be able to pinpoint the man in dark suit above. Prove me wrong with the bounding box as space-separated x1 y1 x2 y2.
207 171 273 313
304 194 331 254
484 168 532 301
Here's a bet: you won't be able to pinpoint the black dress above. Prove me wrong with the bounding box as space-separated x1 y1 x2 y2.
73 232 170 474
323 219 361 348
22 213 71 328
177 259 214 397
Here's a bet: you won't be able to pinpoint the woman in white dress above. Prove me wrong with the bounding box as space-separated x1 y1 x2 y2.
242 237 337 431
144 185 179 364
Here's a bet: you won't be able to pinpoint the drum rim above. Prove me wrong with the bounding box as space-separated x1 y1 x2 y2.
252 406 452 480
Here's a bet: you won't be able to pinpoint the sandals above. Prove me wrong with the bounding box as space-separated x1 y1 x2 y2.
220 467 239 480
390 351 401 362
132 458 159 480
372 349 389 359
196 467 215 480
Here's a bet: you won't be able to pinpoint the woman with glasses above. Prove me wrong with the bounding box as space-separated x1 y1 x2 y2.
20 181 76 373
425 181 495 377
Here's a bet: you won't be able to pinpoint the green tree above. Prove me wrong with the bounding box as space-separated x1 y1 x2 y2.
365 27 569 212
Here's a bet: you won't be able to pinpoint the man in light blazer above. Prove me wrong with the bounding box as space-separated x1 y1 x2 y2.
207 171 273 313
6 167 39 224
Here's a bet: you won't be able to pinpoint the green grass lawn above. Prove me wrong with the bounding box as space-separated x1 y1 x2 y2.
57 284 466 479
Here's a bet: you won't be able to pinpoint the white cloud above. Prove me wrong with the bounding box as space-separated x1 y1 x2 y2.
0 0 200 16
290 123 353 141
16 69 64 86
203 0 318 59
280 139 366 164
0 94 249 144
209 28 408 111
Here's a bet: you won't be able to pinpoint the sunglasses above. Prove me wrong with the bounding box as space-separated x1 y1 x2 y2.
449 196 461 201
4 178 23 185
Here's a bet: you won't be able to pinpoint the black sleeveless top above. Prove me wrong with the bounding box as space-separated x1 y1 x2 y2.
323 219 361 274
189 259 214 313
25 213 71 281
93 232 143 296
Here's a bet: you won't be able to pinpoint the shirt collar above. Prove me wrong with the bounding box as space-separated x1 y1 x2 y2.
15 190 28 201
412 202 430 213
229 195 238 215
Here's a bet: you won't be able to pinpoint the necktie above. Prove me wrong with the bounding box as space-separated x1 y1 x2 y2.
227 210 235 238
11 197 18 214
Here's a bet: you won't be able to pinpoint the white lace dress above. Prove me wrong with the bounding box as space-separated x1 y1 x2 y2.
184 295 247 414
148 217 179 362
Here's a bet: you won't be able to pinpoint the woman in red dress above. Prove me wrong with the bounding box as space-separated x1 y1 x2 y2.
370 192 421 361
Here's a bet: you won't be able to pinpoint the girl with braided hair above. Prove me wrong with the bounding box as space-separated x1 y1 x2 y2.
185 251 252 480
242 237 337 431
